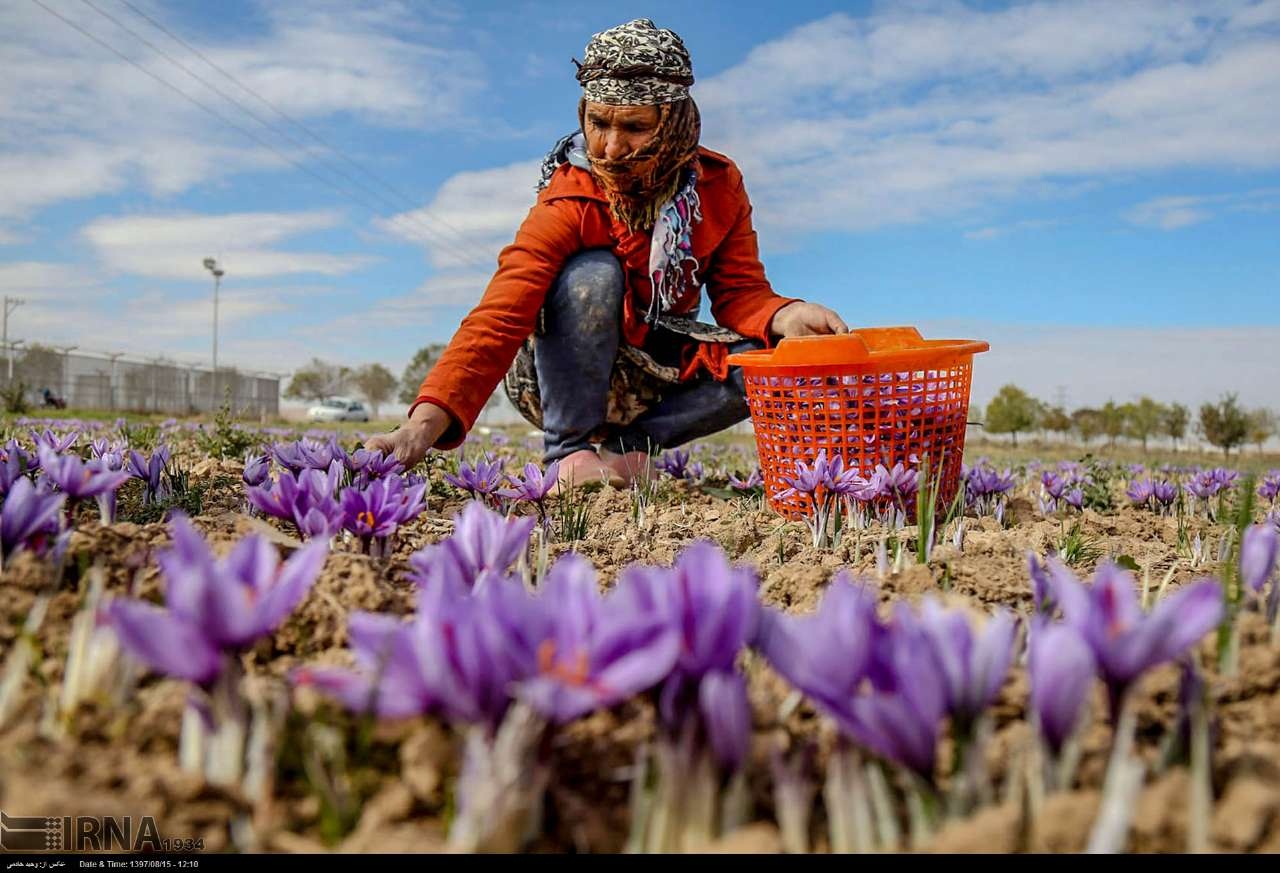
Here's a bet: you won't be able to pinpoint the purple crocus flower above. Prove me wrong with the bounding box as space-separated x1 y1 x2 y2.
1063 487 1084 510
1028 620 1097 756
294 612 441 720
1186 471 1220 502
416 578 540 729
728 469 763 491
1241 523 1278 594
340 475 427 554
1054 561 1223 718
2 439 37 475
1211 467 1239 489
90 437 125 462
246 464 344 540
127 445 171 504
619 541 759 771
38 446 131 522
498 461 560 507
346 447 403 482
272 439 338 476
0 476 65 567
515 553 680 723
1041 471 1066 501
107 515 327 686
1125 477 1154 509
241 453 271 488
776 450 829 501
409 501 534 591
32 428 78 454
0 450 28 499
882 461 919 498
1152 480 1178 510
916 598 1017 727
299 578 538 728
1027 552 1086 616
444 454 507 503
967 462 1016 500
656 448 691 480
1258 471 1280 505
840 602 948 780
757 573 882 718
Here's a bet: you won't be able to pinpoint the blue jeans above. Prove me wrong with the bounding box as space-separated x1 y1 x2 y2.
535 250 762 462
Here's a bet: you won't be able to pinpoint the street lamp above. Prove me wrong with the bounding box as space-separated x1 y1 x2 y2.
53 345 77 406
203 257 224 411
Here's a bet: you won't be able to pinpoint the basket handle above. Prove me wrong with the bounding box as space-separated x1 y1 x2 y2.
730 326 925 366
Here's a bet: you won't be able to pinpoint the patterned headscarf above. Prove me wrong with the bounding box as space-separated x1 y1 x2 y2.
537 19 705 324
573 18 694 105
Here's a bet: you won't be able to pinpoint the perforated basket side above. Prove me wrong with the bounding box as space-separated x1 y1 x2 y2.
740 354 977 519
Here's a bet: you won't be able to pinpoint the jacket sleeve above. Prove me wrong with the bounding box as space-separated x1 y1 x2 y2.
411 197 583 448
700 174 799 346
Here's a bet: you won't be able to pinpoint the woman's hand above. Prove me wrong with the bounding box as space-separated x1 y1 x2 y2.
769 301 849 339
364 402 452 469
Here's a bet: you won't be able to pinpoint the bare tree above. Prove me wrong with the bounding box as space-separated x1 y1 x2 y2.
352 363 397 418
284 358 350 404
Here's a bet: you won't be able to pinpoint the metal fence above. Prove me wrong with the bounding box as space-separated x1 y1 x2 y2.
1 343 279 417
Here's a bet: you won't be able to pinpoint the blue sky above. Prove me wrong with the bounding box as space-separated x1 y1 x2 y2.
1 0 1277 414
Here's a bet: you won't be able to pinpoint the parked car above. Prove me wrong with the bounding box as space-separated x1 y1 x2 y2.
307 397 369 422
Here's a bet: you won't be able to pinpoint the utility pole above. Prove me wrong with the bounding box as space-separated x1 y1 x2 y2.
203 258 224 412
3 296 25 383
53 345 77 406
6 340 24 385
106 352 124 409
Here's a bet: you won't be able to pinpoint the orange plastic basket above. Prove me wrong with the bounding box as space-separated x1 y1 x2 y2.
726 326 990 519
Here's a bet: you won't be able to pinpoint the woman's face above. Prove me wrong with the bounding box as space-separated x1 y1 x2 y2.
583 101 660 161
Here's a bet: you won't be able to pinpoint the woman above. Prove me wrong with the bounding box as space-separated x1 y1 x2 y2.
368 19 846 489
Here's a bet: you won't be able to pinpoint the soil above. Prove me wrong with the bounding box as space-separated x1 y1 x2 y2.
1 449 1277 855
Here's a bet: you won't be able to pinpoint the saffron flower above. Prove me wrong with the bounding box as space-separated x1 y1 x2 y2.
1052 560 1223 718
1241 523 1277 595
1028 620 1096 756
340 475 428 556
444 454 507 504
656 448 692 480
409 501 534 591
38 446 131 523
107 515 327 685
0 476 65 568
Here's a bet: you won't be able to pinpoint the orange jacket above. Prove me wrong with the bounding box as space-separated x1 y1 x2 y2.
413 146 797 449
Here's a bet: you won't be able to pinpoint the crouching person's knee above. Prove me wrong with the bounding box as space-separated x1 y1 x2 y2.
552 250 624 324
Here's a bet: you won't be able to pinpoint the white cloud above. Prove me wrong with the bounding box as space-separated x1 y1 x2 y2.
370 160 545 329
963 218 1060 240
1125 196 1213 229
1125 187 1280 229
82 210 372 279
692 0 1280 240
377 159 540 271
0 261 103 298
0 0 487 222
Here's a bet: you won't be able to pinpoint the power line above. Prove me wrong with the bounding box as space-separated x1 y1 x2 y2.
78 0 490 268
29 0 494 271
113 0 482 252
88 0 484 260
